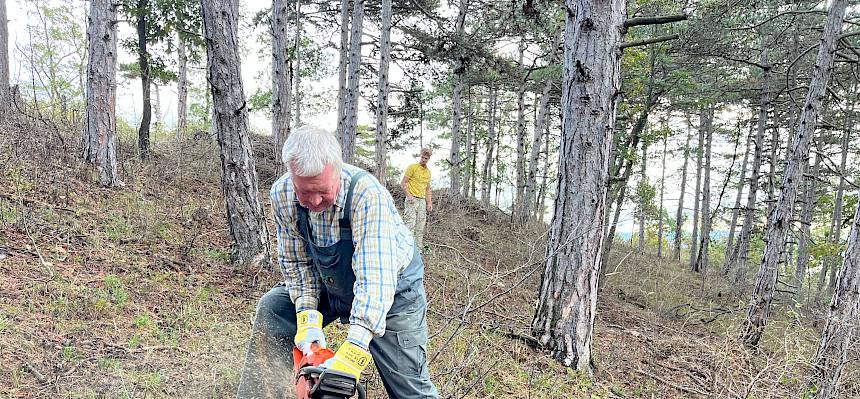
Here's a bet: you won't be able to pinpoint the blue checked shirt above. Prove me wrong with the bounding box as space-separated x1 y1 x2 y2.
270 164 416 350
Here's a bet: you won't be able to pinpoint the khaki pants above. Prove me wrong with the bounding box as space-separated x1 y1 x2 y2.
404 197 427 250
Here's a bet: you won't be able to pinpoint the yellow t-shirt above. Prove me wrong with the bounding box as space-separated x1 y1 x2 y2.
404 163 431 198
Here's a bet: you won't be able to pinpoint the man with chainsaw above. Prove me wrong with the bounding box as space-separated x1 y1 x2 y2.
237 125 439 399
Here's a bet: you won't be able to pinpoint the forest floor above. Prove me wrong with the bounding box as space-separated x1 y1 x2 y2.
1 111 858 398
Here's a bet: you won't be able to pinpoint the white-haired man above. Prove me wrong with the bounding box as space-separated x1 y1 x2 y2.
237 126 438 398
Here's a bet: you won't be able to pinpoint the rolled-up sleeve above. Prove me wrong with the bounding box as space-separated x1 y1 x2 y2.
345 185 400 349
270 183 320 312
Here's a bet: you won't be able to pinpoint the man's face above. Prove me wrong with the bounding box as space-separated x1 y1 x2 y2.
419 153 431 167
292 164 341 212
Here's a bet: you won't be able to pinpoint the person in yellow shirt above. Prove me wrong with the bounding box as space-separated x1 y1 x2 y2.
400 148 433 252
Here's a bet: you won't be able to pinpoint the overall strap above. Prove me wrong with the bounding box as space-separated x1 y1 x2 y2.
339 171 369 229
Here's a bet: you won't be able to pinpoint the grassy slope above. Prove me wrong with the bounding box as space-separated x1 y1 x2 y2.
0 113 857 398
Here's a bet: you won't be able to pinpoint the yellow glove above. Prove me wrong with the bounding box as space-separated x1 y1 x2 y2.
294 310 326 355
322 341 372 380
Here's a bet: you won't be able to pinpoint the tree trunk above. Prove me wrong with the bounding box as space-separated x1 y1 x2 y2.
532 0 624 375
689 114 704 271
339 0 363 163
514 39 528 219
137 0 152 159
637 143 648 254
293 0 302 126
335 0 349 136
272 0 293 176
728 52 771 287
202 0 271 265
694 107 714 273
723 123 753 274
826 118 853 296
0 0 9 111
601 158 632 272
481 85 497 206
177 34 189 139
656 135 667 258
809 208 860 399
82 0 122 187
373 0 391 182
795 151 821 297
536 123 551 221
448 0 468 197
673 125 692 261
766 122 779 218
463 86 473 198
741 0 847 348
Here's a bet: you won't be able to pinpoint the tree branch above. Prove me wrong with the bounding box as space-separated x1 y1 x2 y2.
620 34 679 49
624 14 687 28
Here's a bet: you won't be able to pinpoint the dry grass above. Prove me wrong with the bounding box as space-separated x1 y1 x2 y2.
1 110 858 398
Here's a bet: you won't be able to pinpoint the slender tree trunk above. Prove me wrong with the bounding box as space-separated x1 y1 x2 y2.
536 123 551 221
0 0 9 111
202 0 271 265
373 0 391 182
339 0 363 163
532 0 624 375
723 124 753 273
638 143 648 254
809 207 860 399
729 53 771 287
136 0 152 159
272 0 293 175
742 0 847 348
602 158 632 272
689 114 704 271
335 0 349 135
293 0 302 126
463 86 473 198
673 125 692 261
82 0 122 187
448 0 468 197
481 85 497 206
657 135 667 258
177 34 189 139
766 123 779 218
695 107 714 273
826 112 854 295
795 151 821 297
514 39 528 219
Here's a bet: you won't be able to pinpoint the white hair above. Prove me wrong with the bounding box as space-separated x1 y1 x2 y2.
281 125 343 176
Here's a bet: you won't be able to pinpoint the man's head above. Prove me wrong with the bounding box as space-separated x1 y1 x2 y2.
282 126 343 212
419 148 432 167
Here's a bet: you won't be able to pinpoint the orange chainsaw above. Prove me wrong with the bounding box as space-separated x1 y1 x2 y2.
293 343 367 399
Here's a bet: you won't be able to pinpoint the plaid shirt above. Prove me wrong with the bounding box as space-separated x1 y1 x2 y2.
270 164 416 349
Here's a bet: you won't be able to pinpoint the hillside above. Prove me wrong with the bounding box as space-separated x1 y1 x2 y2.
0 112 854 398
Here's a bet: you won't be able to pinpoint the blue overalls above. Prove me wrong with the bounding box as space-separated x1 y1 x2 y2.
237 172 439 399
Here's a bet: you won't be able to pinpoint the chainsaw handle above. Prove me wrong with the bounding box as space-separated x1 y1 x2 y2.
299 367 367 399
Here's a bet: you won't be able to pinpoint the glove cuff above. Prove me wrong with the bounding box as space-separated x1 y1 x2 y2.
331 341 372 378
297 309 323 329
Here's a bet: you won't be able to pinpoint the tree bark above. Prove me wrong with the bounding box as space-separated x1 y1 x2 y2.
293 0 302 126
728 52 771 287
689 113 704 271
340 0 363 163
514 39 528 219
335 0 349 136
202 0 271 265
272 0 293 176
536 123 551 221
177 34 189 140
448 0 468 197
481 85 497 206
809 207 860 399
373 0 391 182
673 125 692 261
463 86 474 197
723 123 753 273
82 0 122 187
795 151 821 297
656 134 667 258
694 107 714 273
826 119 853 296
0 0 9 111
532 0 624 375
741 0 847 348
137 0 152 159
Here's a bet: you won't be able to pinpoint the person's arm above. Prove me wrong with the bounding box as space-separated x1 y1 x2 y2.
270 182 320 312
343 183 402 350
401 165 415 201
425 182 432 212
